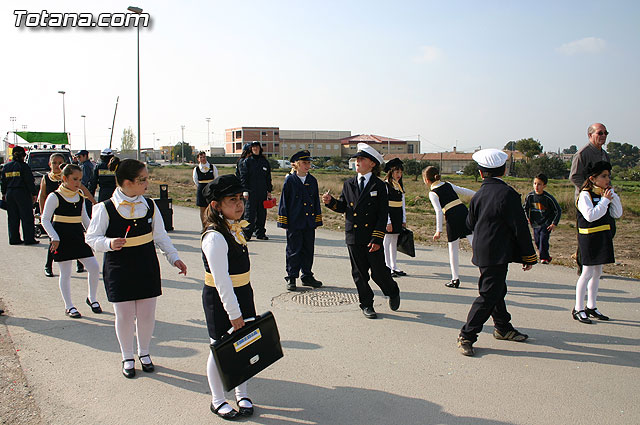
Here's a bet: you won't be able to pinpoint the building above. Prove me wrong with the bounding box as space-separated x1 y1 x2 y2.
280 130 351 158
341 134 419 157
225 127 280 156
383 148 522 175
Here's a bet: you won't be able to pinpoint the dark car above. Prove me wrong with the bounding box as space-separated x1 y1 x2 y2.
25 148 72 188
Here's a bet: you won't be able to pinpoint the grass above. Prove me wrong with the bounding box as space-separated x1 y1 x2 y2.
148 165 640 280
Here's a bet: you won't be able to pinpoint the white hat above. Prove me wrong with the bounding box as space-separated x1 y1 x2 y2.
351 142 384 166
101 147 113 155
472 148 508 170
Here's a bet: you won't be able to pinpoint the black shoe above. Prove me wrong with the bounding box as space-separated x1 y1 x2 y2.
390 271 399 278
24 240 40 245
572 308 592 324
0 309 4 315
44 267 54 277
85 298 102 314
65 307 81 319
445 279 460 288
585 307 609 321
389 295 400 311
76 264 86 273
236 397 254 416
286 277 296 291
457 336 475 356
9 240 24 245
211 402 239 420
362 306 377 319
493 328 528 341
256 235 269 240
122 359 135 378
301 275 323 288
138 354 155 372
393 270 406 276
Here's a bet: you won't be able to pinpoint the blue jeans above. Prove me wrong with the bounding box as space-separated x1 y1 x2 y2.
534 226 551 260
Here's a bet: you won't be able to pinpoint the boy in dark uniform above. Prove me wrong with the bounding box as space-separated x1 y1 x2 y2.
457 149 537 356
89 148 117 202
322 143 400 319
277 150 323 291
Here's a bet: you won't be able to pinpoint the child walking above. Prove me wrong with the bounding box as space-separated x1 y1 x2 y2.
86 159 187 378
200 175 257 420
523 173 562 264
423 166 475 288
383 158 407 277
277 150 323 291
41 164 101 318
573 161 622 324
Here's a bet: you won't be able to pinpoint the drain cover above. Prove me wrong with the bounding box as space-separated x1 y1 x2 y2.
290 288 359 307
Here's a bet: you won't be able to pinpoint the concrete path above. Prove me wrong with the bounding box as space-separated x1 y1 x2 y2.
1 205 639 425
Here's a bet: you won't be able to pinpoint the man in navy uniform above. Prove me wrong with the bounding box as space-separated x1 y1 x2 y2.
457 149 537 356
322 143 400 319
277 150 323 291
1 146 39 245
76 150 94 217
89 148 117 202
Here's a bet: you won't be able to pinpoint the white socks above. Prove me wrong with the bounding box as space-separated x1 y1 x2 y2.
57 257 100 310
447 235 472 281
575 264 603 311
207 339 250 411
113 298 157 361
383 233 399 271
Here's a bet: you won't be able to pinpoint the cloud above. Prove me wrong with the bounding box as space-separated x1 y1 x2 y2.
556 37 606 55
413 45 442 63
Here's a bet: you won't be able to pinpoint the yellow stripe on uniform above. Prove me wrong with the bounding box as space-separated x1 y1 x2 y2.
204 271 250 288
578 224 611 234
123 232 154 247
199 179 214 184
5 171 20 178
442 199 462 213
388 200 403 208
98 169 116 176
52 215 82 223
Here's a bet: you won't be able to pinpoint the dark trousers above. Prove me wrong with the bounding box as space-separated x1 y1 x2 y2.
243 195 267 238
347 244 400 309
460 264 514 342
286 228 315 278
6 189 35 244
533 227 551 260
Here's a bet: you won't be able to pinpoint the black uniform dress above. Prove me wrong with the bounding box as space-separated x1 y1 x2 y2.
325 174 400 309
51 192 94 262
89 161 117 202
432 182 472 242
385 180 404 234
102 198 161 302
1 159 37 244
195 164 216 207
460 177 537 342
277 172 323 279
201 227 256 340
43 174 63 268
577 189 615 266
238 155 273 239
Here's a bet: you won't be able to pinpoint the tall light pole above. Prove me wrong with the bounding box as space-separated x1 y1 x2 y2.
206 117 211 145
181 125 185 163
81 115 87 150
57 90 66 133
10 116 17 144
127 6 143 160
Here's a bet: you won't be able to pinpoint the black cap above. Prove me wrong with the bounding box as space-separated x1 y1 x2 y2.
202 175 245 204
384 158 403 172
586 161 612 176
250 141 261 146
76 150 89 156
290 150 312 162
12 146 26 155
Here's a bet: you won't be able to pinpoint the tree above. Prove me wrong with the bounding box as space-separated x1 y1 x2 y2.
607 141 640 168
403 159 422 180
121 127 136 152
563 145 578 154
328 156 346 168
172 142 194 162
504 141 517 151
463 162 480 182
514 138 543 159
268 158 280 170
512 155 568 179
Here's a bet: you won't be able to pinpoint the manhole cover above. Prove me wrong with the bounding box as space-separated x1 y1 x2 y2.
290 288 359 307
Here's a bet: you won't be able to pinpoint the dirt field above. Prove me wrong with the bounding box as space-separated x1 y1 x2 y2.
148 165 640 279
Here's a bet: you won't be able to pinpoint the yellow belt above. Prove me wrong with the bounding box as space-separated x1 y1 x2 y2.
389 200 403 208
442 199 462 213
99 170 115 176
578 224 611 234
199 179 214 184
123 232 154 247
204 271 250 288
52 215 82 223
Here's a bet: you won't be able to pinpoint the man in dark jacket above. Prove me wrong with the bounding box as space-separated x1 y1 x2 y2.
88 148 116 202
1 146 39 245
238 142 273 240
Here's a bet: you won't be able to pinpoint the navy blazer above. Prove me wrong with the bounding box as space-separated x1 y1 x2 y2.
277 172 323 230
466 177 537 266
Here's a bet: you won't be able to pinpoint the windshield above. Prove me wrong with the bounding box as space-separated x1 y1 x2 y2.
27 152 71 172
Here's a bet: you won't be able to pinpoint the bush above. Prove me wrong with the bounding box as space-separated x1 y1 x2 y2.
268 158 280 169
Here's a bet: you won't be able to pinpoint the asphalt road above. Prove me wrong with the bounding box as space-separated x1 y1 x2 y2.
1 205 639 425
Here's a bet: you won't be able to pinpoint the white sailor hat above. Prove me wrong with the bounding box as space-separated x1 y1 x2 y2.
472 148 508 170
351 143 384 166
101 147 114 155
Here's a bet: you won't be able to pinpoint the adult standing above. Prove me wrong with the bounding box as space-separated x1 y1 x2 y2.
193 151 219 226
238 141 273 241
89 148 117 202
76 150 95 217
570 123 611 197
1 146 39 245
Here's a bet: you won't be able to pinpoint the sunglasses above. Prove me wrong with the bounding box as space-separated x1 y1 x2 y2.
595 131 609 136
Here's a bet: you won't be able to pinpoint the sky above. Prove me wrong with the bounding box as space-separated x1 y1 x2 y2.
1 0 639 154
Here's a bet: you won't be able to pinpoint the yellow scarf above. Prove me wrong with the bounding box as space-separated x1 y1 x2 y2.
592 186 603 195
57 185 84 199
228 220 249 246
120 200 143 216
391 179 404 193
48 171 62 182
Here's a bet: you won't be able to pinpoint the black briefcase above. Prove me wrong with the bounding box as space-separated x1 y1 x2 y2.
397 227 416 257
210 311 284 392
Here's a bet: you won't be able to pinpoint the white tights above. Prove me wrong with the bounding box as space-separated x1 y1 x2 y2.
448 234 473 280
575 264 603 311
207 338 249 412
58 257 100 310
112 297 157 361
383 233 399 271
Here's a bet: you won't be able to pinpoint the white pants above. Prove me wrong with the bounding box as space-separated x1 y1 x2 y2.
448 234 473 280
58 256 100 310
383 233 399 271
207 338 248 406
112 297 157 361
575 264 603 311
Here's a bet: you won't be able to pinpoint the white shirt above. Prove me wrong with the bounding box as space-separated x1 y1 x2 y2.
577 188 623 222
85 188 181 266
192 162 219 185
201 222 246 321
297 174 307 184
357 172 372 189
428 181 476 233
41 191 90 242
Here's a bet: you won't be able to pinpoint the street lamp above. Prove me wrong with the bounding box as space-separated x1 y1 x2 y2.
10 116 17 144
181 125 185 163
81 115 87 150
206 117 211 145
57 90 66 133
127 5 143 160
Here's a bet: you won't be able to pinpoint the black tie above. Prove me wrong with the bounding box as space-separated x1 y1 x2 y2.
359 176 365 193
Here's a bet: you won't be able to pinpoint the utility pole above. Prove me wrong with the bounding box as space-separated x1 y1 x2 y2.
181 125 185 163
206 117 211 145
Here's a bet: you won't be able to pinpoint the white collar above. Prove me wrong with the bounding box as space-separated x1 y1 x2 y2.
430 181 444 190
198 162 211 172
113 188 147 207
357 172 372 182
